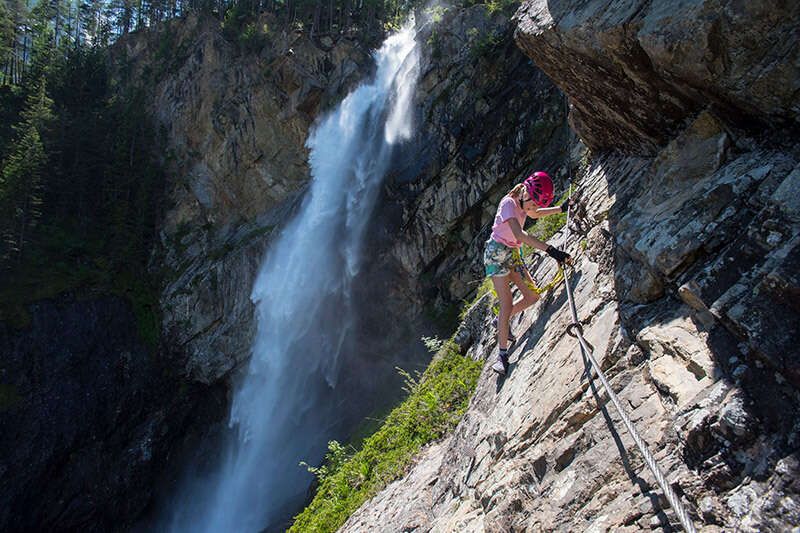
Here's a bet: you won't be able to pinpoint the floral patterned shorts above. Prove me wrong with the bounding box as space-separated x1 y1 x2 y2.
483 239 525 278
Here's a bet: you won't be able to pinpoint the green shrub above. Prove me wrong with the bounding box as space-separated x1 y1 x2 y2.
426 27 442 60
526 210 567 243
469 29 502 59
238 22 268 53
300 440 356 485
459 276 494 321
485 0 520 15
222 5 269 53
289 340 482 532
425 4 448 23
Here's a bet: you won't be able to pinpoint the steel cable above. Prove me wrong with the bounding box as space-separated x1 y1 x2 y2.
560 184 697 533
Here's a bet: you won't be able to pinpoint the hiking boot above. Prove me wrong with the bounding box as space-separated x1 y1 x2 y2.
491 350 510 375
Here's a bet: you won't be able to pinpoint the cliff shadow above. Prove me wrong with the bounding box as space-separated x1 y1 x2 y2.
575 138 800 527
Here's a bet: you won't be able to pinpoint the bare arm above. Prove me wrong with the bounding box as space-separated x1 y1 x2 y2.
509 217 573 264
526 206 563 219
508 219 548 250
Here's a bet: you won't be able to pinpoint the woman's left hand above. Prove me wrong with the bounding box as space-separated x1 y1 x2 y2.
546 245 572 265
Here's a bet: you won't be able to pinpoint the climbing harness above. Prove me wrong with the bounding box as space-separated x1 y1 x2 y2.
489 246 566 316
529 266 564 295
560 185 698 533
517 246 565 295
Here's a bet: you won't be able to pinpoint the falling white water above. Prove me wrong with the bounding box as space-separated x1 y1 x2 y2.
168 22 420 533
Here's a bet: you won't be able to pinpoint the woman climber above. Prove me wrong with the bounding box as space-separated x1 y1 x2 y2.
483 171 572 375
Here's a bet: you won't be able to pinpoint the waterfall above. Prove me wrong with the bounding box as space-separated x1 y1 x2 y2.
168 21 421 533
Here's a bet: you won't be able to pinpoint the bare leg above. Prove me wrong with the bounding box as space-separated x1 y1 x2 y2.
508 268 539 319
491 274 513 350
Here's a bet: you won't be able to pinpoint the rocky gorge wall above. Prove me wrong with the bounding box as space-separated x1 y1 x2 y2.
116 12 376 385
0 7 575 531
128 7 572 387
0 296 228 532
339 0 800 531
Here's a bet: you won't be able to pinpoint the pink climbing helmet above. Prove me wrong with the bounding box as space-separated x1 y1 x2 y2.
523 171 554 207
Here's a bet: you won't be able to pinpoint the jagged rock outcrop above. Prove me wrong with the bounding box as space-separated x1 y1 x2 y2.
339 1 800 531
341 147 800 533
513 0 800 155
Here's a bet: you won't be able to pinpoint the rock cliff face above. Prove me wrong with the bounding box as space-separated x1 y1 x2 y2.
339 1 800 531
379 4 570 312
0 296 227 532
513 0 800 155
116 13 375 384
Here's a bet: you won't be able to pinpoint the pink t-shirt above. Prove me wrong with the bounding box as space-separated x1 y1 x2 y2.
491 196 527 248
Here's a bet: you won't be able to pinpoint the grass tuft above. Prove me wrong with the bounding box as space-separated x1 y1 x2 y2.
289 339 482 532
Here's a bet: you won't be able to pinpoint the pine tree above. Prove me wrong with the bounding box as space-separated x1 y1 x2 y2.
1 0 28 85
25 0 56 84
0 2 13 81
0 79 53 263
